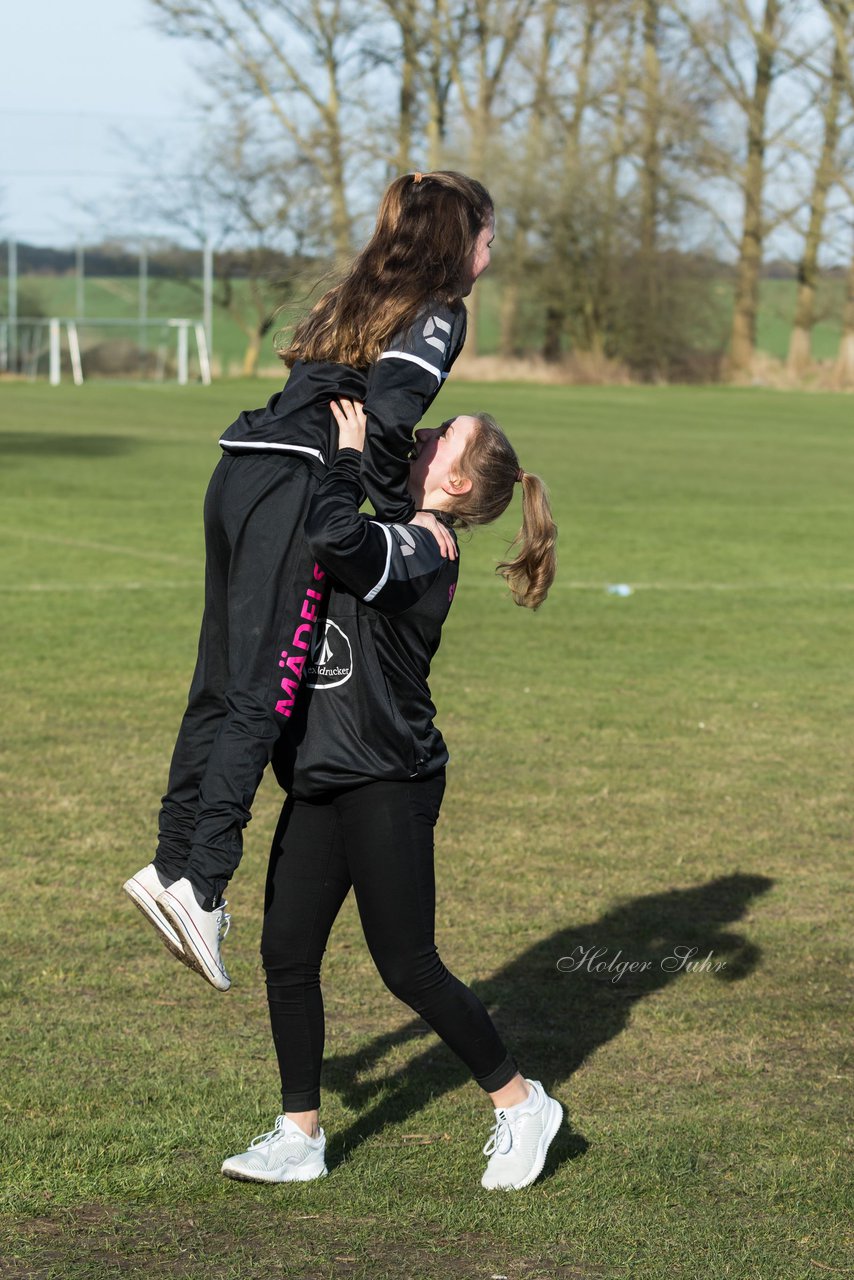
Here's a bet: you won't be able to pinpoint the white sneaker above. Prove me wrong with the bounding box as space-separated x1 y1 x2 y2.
221 1115 328 1183
157 877 231 991
481 1079 563 1190
123 863 184 960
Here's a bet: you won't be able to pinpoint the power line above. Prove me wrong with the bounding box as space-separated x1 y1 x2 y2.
0 107 205 122
4 170 188 178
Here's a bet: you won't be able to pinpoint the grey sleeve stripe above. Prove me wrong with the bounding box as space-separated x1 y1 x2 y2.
363 522 394 602
392 523 417 552
377 350 442 383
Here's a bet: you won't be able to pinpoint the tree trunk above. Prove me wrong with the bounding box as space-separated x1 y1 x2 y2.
499 0 558 357
639 0 660 263
394 0 419 172
638 0 661 377
833 248 854 386
466 101 492 356
425 0 450 169
446 0 537 355
325 72 352 261
242 330 262 377
598 4 636 356
499 277 522 359
786 36 844 374
730 0 780 376
542 306 564 362
541 0 600 359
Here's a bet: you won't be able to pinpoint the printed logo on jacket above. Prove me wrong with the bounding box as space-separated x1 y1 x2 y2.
306 619 353 688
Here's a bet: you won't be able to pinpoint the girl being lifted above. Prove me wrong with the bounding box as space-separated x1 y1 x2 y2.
123 172 494 991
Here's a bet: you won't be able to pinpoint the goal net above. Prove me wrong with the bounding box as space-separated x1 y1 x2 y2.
0 317 211 384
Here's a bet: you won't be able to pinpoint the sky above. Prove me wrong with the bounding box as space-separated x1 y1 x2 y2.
2 2 847 262
2 1 205 246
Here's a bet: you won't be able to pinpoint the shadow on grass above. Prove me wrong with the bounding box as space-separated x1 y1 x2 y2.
323 872 774 1176
0 432 138 457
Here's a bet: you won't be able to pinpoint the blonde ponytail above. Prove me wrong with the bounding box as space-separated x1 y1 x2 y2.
447 415 557 609
496 471 557 610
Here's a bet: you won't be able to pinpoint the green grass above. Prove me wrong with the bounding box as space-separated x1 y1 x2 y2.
0 382 851 1279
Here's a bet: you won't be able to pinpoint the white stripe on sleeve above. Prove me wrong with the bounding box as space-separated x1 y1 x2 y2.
217 439 326 464
363 522 394 602
377 350 442 383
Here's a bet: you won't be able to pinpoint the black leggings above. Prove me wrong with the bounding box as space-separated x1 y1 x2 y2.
261 773 517 1111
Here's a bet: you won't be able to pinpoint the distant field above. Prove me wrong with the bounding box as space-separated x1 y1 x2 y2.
757 278 845 361
1 381 851 1279
7 272 848 374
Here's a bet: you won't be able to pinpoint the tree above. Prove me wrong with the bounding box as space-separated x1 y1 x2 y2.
124 110 322 375
526 0 721 377
496 0 562 358
538 0 610 361
786 4 849 373
444 0 540 349
150 0 364 261
834 227 854 383
628 0 664 374
730 0 782 374
672 0 804 375
138 0 854 383
205 136 312 376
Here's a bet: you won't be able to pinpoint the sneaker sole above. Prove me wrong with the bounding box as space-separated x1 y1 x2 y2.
123 875 186 962
158 890 231 991
221 1160 328 1184
482 1096 564 1191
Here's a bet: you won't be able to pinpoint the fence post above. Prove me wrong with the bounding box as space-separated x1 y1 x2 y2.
194 322 212 385
177 320 189 385
66 322 84 386
8 238 17 373
49 318 61 385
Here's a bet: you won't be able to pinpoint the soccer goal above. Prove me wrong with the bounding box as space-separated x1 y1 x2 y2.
0 316 212 385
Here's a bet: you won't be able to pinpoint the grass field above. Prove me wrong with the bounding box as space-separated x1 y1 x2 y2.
1 381 851 1280
8 274 849 372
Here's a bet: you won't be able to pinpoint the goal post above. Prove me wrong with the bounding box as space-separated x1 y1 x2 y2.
4 316 212 385
166 319 213 386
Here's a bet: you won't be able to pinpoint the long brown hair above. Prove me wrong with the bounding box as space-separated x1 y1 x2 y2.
447 414 557 611
280 172 494 369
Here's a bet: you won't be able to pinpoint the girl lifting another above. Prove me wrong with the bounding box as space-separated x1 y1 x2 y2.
219 397 560 1190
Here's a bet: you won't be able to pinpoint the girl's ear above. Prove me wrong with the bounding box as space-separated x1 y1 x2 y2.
444 471 473 497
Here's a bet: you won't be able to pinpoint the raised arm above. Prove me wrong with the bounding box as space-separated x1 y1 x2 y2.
360 303 467 523
304 449 457 618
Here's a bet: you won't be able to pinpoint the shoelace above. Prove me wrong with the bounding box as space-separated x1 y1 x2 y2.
214 901 231 942
249 1116 300 1149
483 1109 515 1158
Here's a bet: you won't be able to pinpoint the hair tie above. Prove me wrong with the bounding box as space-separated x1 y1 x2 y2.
413 171 423 184
516 468 524 483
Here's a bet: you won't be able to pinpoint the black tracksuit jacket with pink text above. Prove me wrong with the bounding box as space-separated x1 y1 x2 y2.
272 449 458 798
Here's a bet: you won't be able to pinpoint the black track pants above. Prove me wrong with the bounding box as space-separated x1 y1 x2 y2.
154 452 326 903
261 774 517 1111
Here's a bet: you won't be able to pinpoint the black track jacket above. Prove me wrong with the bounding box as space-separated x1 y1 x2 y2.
218 303 467 522
272 449 458 798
